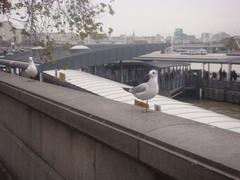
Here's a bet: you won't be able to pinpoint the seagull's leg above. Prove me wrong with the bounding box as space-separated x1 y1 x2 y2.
145 100 148 112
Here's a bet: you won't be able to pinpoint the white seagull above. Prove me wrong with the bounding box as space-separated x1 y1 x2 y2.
123 69 159 111
22 57 38 78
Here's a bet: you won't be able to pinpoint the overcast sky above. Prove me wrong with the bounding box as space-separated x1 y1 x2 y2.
101 0 240 37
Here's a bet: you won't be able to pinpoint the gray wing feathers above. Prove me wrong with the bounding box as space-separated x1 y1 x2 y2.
130 83 147 94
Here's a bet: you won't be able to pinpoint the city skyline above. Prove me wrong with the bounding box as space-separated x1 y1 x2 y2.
101 0 240 37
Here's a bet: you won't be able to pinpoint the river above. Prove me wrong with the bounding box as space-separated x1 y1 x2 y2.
177 97 240 120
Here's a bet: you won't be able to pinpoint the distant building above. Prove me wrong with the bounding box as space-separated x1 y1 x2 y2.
173 28 197 44
174 28 184 38
133 35 164 44
182 35 198 44
48 32 82 45
201 33 210 43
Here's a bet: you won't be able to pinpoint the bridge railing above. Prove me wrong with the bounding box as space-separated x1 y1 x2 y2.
201 79 240 91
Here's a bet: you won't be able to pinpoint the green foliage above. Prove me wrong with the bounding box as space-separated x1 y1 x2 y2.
224 37 240 51
224 37 235 51
42 36 56 62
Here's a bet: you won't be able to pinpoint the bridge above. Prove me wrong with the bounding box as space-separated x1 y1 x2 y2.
38 43 166 71
1 72 240 180
0 43 167 71
172 42 225 50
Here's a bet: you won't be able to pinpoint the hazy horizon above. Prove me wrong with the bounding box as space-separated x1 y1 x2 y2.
101 0 240 37
3 0 240 38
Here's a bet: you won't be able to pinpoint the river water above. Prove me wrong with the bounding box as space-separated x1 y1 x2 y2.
177 96 240 120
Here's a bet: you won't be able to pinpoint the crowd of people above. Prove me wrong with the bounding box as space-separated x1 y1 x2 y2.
203 68 239 81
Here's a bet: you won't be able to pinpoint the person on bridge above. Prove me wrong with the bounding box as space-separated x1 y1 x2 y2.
222 70 227 80
232 70 238 81
219 68 222 80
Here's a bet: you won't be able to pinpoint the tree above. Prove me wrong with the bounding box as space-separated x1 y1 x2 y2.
0 0 11 14
1 0 114 61
108 27 113 36
224 37 236 52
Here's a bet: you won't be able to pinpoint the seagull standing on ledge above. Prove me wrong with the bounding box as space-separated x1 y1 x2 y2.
123 69 159 112
22 57 38 78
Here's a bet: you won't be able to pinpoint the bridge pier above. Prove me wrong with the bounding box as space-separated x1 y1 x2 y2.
227 63 232 80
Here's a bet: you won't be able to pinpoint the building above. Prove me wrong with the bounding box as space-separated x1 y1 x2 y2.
174 28 184 38
48 32 82 45
173 28 197 44
201 33 210 43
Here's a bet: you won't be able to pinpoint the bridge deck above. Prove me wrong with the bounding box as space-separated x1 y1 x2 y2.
136 52 240 64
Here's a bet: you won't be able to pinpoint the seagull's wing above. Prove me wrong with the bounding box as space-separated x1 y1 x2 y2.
130 83 147 94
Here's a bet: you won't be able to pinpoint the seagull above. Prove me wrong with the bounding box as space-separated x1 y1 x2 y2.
123 69 159 112
21 57 38 78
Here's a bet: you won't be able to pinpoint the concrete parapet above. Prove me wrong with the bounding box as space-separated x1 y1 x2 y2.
1 72 240 180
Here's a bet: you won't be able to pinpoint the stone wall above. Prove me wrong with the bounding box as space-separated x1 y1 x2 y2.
0 91 160 180
1 72 240 180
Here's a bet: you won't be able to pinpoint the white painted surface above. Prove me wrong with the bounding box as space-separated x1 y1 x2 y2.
44 69 240 133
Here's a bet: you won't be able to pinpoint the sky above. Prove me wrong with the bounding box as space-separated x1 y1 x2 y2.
101 0 240 37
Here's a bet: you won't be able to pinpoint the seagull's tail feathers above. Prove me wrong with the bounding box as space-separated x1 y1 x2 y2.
123 87 130 92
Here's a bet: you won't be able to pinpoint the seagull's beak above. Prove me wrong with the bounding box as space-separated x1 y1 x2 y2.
146 73 150 80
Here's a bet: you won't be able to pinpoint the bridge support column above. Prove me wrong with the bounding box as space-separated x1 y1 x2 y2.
202 63 205 78
208 63 210 73
227 63 232 80
120 60 123 83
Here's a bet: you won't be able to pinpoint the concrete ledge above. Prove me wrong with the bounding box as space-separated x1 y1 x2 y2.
1 72 240 180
